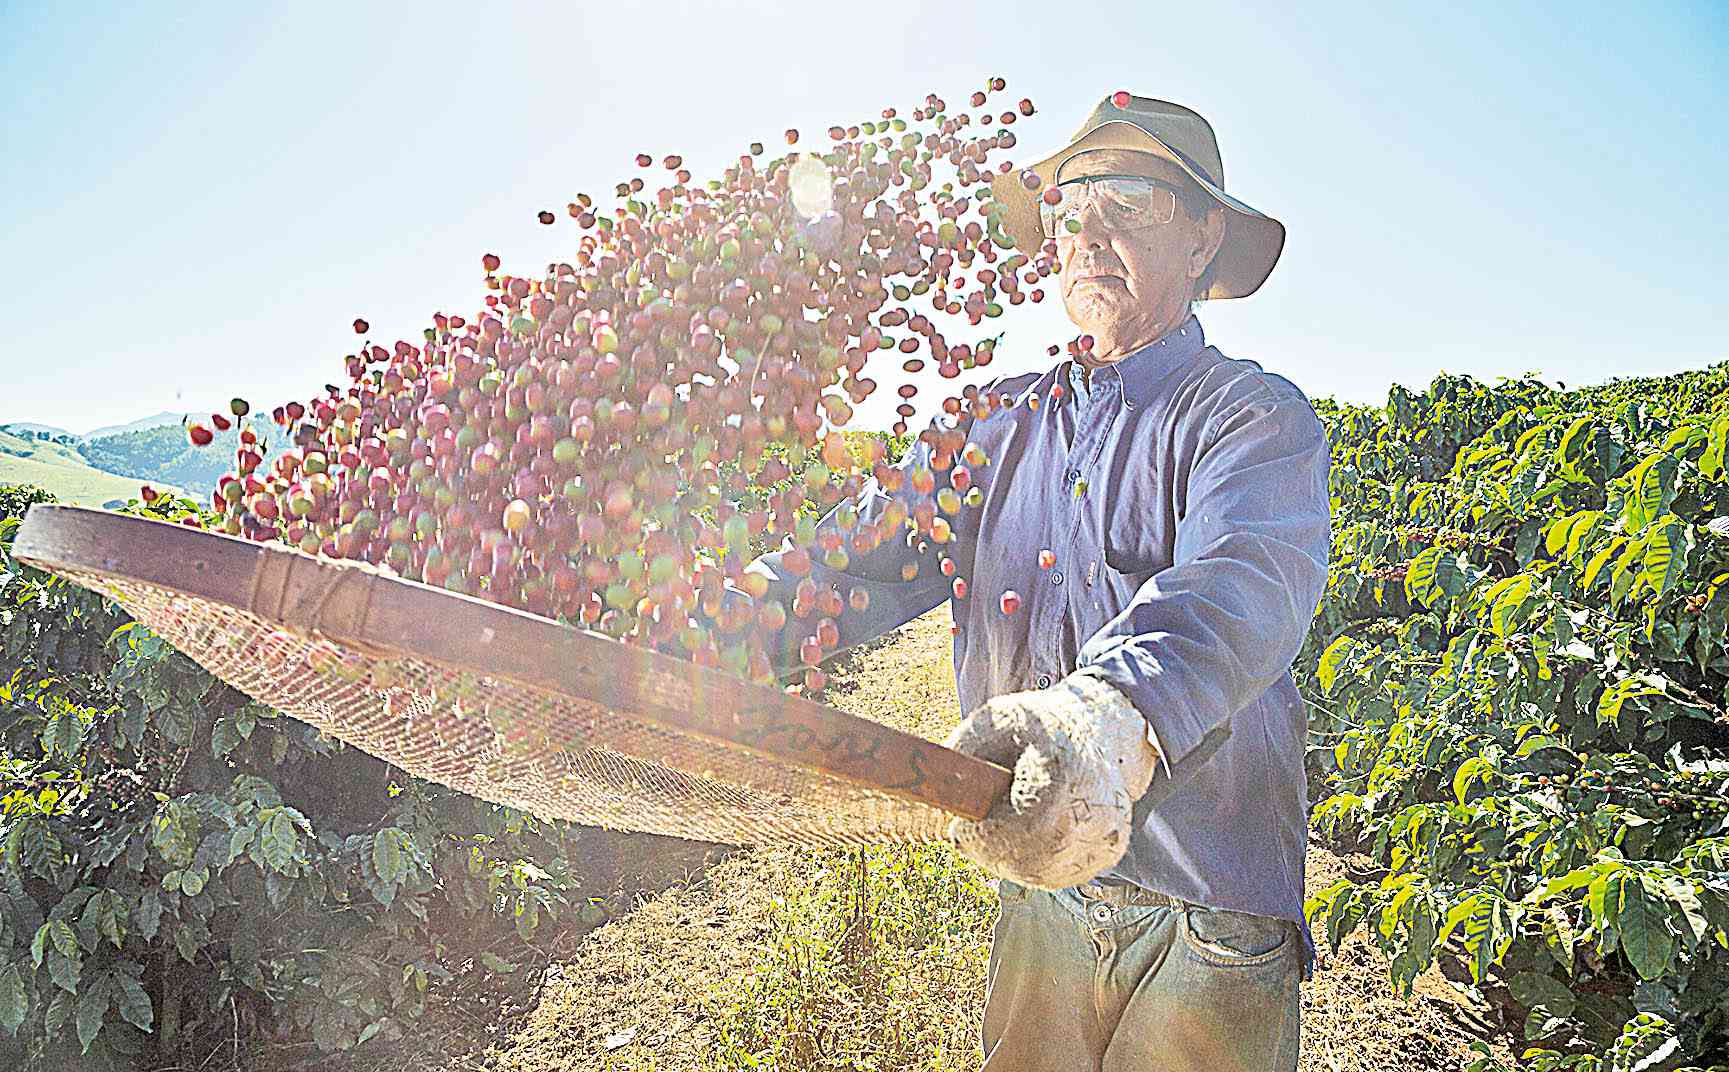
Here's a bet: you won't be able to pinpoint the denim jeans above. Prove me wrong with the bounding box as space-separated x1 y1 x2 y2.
981 881 1301 1071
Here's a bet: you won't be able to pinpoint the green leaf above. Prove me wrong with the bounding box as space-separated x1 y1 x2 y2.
211 716 242 759
1541 903 1577 975
40 703 86 759
1438 892 1481 950
94 891 125 949
180 867 207 897
49 919 77 959
1654 874 1709 950
1582 538 1623 590
1316 635 1357 694
1556 415 1594 479
1637 519 1689 599
47 950 79 994
373 829 407 887
1488 575 1534 638
1597 674 1665 726
1404 546 1443 607
114 974 152 1033
260 810 298 873
479 951 519 974
31 923 49 968
1616 879 1676 981
1507 970 1577 1019
1546 509 1601 561
1622 452 1678 534
75 975 107 1053
134 888 162 942
0 965 26 1034
44 991 71 1040
1701 412 1729 480
1453 755 1494 805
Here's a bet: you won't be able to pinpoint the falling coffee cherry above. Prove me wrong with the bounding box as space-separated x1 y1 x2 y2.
1112 90 1132 108
352 318 369 334
1038 549 1057 570
188 79 1047 677
1000 590 1022 615
537 210 555 224
187 424 214 447
952 577 968 600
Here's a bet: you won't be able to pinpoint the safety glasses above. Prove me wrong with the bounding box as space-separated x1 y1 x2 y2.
1039 174 1187 239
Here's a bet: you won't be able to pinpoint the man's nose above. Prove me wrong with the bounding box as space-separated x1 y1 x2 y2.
1072 202 1112 249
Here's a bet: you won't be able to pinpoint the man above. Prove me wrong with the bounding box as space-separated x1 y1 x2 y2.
745 93 1331 1070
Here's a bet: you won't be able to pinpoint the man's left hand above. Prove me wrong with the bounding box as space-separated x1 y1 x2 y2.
944 674 1160 889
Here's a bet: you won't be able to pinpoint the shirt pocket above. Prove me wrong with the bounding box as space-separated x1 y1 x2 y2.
1102 524 1172 580
1098 455 1177 579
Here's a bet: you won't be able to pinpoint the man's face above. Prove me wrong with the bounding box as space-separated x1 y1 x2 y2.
1055 149 1221 355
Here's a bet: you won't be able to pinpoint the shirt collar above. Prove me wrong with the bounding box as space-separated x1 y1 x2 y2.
1063 314 1208 410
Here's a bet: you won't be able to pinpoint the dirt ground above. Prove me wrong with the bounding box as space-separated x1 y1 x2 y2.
345 606 1517 1072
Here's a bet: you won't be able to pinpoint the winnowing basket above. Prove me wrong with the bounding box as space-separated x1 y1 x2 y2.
12 505 1011 847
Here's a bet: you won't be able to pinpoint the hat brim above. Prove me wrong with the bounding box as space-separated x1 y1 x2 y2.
989 120 1286 300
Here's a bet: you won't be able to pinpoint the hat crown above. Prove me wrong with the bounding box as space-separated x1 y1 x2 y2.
1071 95 1224 189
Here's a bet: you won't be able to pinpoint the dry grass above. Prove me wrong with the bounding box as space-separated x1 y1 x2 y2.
460 606 1515 1072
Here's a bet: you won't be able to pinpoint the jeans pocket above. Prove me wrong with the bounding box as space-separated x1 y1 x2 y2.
1180 906 1293 968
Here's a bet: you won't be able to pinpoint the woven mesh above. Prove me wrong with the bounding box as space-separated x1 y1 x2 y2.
56 565 957 847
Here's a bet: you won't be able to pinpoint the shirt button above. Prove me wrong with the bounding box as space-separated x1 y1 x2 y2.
1065 468 1081 482
1036 673 1052 688
1050 570 1064 586
1089 903 1113 925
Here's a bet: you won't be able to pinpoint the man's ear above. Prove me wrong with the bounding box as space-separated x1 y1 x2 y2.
1189 206 1227 281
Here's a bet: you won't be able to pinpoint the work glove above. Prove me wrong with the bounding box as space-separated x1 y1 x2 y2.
943 673 1161 890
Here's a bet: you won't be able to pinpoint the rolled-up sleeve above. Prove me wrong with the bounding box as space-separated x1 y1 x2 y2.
1072 385 1332 779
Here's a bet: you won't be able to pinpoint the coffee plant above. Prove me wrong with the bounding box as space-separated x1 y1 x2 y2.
1302 367 1729 1068
0 484 641 1068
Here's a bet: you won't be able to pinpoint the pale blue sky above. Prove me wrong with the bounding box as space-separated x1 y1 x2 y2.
2 1 1724 435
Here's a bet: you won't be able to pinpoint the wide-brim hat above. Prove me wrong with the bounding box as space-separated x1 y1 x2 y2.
990 93 1285 300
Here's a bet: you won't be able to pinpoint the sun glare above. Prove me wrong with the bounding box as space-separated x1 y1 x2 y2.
789 155 834 219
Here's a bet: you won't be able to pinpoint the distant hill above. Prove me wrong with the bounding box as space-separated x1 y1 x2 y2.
0 428 183 507
75 421 278 498
81 410 196 440
0 409 278 502
0 416 77 437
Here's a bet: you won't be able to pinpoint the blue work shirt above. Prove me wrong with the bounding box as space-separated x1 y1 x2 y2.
744 315 1332 966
